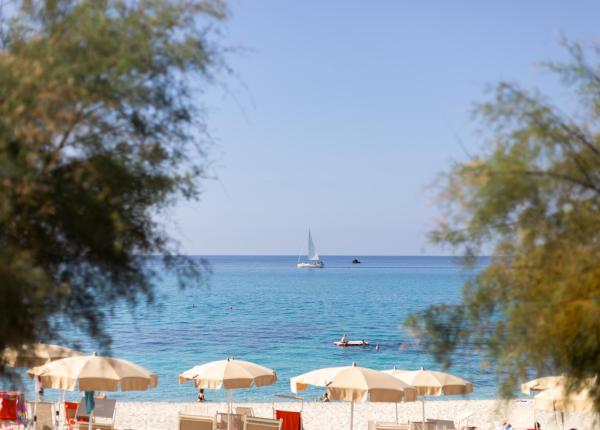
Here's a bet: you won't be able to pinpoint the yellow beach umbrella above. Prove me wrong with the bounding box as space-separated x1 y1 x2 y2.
292 364 416 430
3 343 85 368
179 358 277 430
384 368 472 426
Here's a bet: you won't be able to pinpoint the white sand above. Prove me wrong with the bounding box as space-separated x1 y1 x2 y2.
110 399 597 430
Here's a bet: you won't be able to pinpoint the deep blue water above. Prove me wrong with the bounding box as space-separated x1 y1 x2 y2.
25 256 498 402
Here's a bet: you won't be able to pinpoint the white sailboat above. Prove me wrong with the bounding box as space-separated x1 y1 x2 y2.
297 229 325 268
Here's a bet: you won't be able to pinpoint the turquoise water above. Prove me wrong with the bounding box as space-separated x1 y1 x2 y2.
29 256 498 402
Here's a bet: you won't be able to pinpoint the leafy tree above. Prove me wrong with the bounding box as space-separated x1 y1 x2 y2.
406 41 600 411
0 0 225 371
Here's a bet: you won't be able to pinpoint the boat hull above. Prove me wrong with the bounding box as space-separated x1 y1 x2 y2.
297 260 325 268
334 341 369 347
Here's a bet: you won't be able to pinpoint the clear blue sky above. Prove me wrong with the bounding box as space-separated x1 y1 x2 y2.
168 1 600 256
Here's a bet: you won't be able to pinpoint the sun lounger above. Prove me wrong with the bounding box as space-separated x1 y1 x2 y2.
216 412 243 430
73 398 116 430
429 419 456 430
410 422 436 430
179 412 216 430
243 416 283 430
65 401 79 428
274 410 302 430
30 401 56 430
235 407 254 417
373 422 410 430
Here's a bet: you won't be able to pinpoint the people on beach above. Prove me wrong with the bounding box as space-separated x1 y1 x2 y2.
500 421 512 430
197 388 206 402
321 392 330 402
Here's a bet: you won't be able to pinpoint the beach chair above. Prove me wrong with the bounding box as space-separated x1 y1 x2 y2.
216 412 243 430
235 407 254 418
1 397 19 428
179 412 216 430
274 410 302 430
30 401 55 430
373 422 410 430
65 401 79 429
243 416 282 430
429 419 456 430
410 422 436 430
73 398 116 430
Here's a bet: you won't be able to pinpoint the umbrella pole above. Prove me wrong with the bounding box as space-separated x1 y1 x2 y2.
88 410 93 430
349 400 354 430
421 397 425 429
395 402 398 424
227 389 232 430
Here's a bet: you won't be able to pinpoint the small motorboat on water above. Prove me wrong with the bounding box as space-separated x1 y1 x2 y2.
352 258 361 264
333 340 369 347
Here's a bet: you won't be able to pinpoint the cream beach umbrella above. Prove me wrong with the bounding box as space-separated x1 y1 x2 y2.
521 376 565 395
534 382 595 413
28 355 158 391
179 358 277 430
521 375 565 426
384 368 472 427
290 366 349 394
534 380 596 430
2 343 85 368
292 364 417 430
4 343 86 423
29 354 157 430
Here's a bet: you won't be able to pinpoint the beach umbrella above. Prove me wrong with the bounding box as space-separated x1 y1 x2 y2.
521 376 565 395
29 354 157 430
384 368 472 427
179 358 277 430
290 366 350 393
292 364 417 430
534 380 595 413
521 375 564 426
3 343 85 425
533 380 596 430
2 343 85 368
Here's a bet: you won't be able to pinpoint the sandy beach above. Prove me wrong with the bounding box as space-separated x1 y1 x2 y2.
110 399 597 430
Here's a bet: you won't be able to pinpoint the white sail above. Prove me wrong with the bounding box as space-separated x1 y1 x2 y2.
297 228 324 268
307 230 319 261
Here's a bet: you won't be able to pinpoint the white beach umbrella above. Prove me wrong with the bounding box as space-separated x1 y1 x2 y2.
179 358 277 430
384 368 472 427
292 363 416 430
29 354 157 430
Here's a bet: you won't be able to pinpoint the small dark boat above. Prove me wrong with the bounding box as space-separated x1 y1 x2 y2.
352 258 361 264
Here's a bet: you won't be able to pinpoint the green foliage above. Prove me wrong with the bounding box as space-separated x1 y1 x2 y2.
0 0 225 369
406 41 600 410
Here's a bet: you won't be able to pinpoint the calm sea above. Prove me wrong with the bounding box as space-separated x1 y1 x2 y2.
26 256 499 402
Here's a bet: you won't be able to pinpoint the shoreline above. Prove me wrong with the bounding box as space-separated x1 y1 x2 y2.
110 399 596 430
